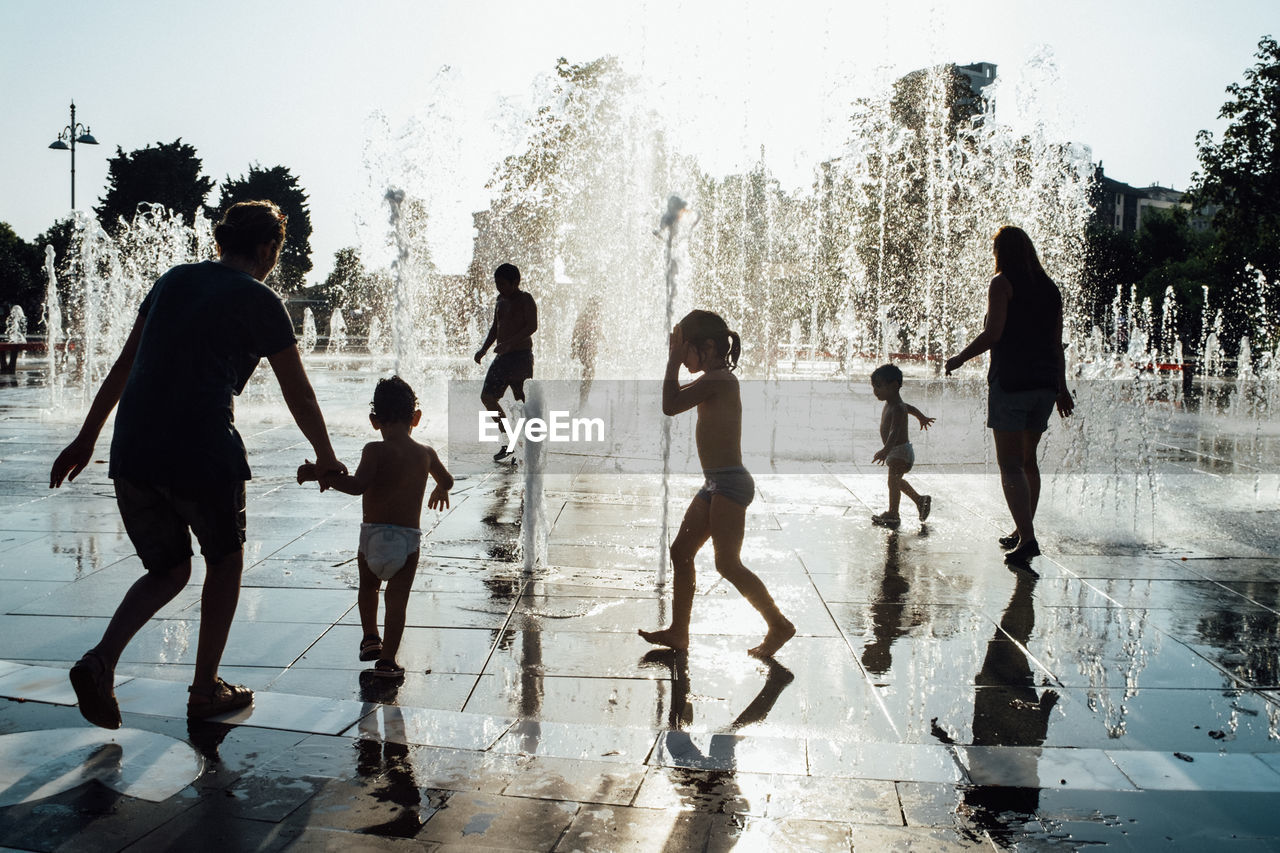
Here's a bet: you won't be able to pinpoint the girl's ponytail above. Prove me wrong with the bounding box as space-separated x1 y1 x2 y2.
726 330 741 371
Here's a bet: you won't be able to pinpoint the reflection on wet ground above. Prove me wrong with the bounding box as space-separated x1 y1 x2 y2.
0 373 1277 849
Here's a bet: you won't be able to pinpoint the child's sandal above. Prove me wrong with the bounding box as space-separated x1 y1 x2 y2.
367 659 405 679
359 635 383 662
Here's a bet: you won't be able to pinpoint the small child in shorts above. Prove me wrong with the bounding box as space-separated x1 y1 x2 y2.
870 363 935 528
298 376 452 678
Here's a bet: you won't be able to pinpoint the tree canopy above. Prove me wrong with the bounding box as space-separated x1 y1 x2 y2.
210 165 313 293
95 139 215 234
1189 34 1279 343
0 222 42 320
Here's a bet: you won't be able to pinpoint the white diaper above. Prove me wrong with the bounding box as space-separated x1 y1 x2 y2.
358 523 422 580
885 442 915 468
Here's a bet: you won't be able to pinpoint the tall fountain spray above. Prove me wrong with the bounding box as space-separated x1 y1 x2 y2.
42 246 62 406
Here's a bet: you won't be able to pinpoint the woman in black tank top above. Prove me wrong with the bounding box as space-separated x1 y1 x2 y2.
944 226 1074 568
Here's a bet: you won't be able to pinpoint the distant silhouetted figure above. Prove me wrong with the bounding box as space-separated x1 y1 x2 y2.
639 310 795 659
474 263 537 462
945 226 1074 567
51 200 345 728
298 376 452 680
869 363 934 528
571 296 601 407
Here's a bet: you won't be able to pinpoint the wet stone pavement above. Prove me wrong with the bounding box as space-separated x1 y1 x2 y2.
1 372 1279 851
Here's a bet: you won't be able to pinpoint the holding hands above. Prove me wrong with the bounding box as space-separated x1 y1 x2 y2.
297 457 347 491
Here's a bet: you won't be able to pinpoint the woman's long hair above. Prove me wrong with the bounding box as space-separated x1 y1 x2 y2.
993 225 1051 285
678 309 741 371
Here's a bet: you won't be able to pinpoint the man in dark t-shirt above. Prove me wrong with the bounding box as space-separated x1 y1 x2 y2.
51 201 345 728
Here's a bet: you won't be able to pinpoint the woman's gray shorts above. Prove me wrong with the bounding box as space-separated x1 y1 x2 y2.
987 382 1057 433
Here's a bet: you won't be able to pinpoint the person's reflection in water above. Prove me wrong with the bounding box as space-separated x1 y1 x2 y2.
642 650 794 848
932 567 1058 846
354 679 424 837
861 532 917 677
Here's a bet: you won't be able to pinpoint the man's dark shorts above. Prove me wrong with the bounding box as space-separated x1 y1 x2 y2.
114 478 246 572
483 350 534 402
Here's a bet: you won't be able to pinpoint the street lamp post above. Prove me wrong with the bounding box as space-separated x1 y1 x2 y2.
48 101 99 210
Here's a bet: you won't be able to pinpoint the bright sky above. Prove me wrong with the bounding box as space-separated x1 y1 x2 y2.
2 0 1273 281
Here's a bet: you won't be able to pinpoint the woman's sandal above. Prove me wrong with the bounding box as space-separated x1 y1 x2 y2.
366 659 405 679
187 677 254 719
70 650 121 730
998 532 1020 549
359 635 383 662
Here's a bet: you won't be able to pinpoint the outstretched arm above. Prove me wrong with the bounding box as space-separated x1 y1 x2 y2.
944 276 1011 375
50 314 145 487
904 404 935 430
269 344 343 477
302 443 376 495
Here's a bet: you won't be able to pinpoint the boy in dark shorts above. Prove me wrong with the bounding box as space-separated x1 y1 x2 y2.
50 201 344 728
474 263 537 462
298 376 452 679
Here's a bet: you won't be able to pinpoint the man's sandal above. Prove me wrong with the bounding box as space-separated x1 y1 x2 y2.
187 677 254 719
70 650 121 730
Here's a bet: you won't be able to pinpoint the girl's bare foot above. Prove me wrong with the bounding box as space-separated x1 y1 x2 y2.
638 627 689 650
748 619 796 658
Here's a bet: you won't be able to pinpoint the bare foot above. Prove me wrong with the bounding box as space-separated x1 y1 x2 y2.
638 627 689 650
748 619 796 658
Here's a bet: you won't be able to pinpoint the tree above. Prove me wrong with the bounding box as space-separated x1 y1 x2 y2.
95 139 215 234
210 165 313 293
0 223 42 321
1190 35 1280 346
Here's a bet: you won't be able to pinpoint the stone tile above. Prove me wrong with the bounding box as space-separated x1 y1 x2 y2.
12 562 202 618
960 745 1136 790
267 667 480 712
807 739 964 784
0 615 113 662
115 677 368 734
629 766 773 815
652 731 808 775
292 624 500 675
502 755 648 806
704 815 856 852
491 719 658 764
336 591 512 630
1105 750 1280 792
232 586 359 624
761 775 902 824
553 803 714 852
351 703 513 751
0 579 64 613
120 618 330 669
417 791 579 847
0 663 131 706
405 745 524 795
462 672 667 729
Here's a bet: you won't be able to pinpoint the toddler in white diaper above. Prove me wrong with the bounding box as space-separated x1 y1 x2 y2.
871 363 935 529
299 376 452 679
